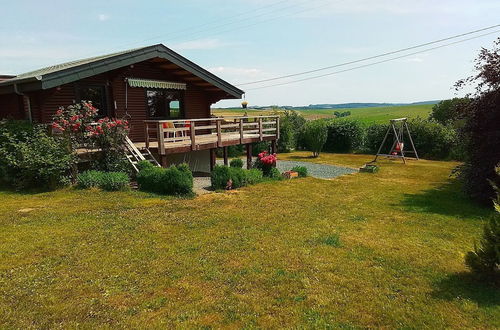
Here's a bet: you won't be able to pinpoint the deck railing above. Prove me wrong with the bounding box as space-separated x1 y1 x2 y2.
143 115 280 154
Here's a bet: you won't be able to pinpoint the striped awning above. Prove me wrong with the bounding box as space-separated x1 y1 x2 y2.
127 78 186 90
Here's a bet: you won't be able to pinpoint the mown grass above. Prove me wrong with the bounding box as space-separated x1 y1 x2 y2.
0 153 498 328
213 104 432 123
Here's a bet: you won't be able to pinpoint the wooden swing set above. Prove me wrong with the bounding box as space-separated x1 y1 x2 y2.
373 118 419 164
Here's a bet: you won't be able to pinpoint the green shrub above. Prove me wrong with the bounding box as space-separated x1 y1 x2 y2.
324 119 364 153
211 165 265 189
77 170 104 189
100 172 130 191
292 166 308 177
137 160 155 171
465 166 500 279
407 118 458 160
430 98 470 125
0 121 75 190
465 216 500 279
77 170 129 191
268 167 282 180
364 123 389 154
302 120 328 157
245 169 264 185
137 163 193 195
211 165 231 190
277 110 306 152
229 158 244 168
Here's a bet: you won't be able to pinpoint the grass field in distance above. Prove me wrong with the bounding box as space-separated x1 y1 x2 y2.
212 104 433 124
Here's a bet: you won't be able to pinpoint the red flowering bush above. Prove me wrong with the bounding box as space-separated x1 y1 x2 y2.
254 150 277 177
51 101 131 173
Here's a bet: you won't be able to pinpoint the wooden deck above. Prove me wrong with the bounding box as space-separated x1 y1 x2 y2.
141 116 279 156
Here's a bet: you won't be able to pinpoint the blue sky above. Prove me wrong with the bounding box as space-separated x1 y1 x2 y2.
1 0 499 107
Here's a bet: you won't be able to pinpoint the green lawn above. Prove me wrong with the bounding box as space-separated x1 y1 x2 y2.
0 153 498 328
213 104 432 123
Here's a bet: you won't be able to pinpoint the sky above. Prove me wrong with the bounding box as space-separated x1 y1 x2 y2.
1 0 499 107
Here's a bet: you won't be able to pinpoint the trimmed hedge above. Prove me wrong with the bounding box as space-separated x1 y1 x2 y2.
137 162 193 195
77 170 129 191
324 119 364 153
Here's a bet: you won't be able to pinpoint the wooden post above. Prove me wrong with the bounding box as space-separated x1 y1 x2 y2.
246 143 252 169
144 123 149 149
158 122 166 156
160 155 168 168
223 146 228 166
258 117 263 141
271 140 277 154
276 116 280 140
210 148 216 172
216 119 222 147
239 118 244 144
190 121 196 150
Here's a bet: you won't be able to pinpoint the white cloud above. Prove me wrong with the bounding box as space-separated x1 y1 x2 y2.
98 14 110 21
170 38 228 50
207 66 269 83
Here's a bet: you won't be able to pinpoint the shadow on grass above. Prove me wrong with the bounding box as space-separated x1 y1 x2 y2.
431 272 499 307
400 179 491 219
282 155 317 160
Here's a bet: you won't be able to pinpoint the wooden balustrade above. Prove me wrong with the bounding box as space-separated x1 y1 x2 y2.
143 115 279 155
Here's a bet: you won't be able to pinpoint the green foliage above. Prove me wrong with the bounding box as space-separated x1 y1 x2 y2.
430 98 470 124
76 170 103 189
137 163 193 195
334 110 351 118
292 166 308 177
364 123 388 154
324 119 364 153
302 120 328 157
465 215 500 279
465 166 500 279
0 120 75 190
229 158 244 168
77 170 129 191
211 165 265 190
137 160 155 171
454 38 500 204
245 169 264 185
267 167 282 180
277 110 306 152
211 165 231 190
251 141 270 156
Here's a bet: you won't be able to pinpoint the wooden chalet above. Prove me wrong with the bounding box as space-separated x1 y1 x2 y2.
0 44 279 172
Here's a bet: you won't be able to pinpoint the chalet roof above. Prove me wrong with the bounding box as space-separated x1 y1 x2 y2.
0 44 243 98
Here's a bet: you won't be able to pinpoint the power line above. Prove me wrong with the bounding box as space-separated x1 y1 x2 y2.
245 29 500 91
238 24 500 86
83 0 329 57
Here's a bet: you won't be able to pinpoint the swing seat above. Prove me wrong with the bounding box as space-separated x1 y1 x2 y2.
395 142 404 152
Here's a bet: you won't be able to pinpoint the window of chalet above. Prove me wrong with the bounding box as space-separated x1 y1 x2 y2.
146 89 184 119
77 85 108 117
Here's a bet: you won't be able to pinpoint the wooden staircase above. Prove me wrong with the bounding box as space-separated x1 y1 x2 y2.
124 136 160 172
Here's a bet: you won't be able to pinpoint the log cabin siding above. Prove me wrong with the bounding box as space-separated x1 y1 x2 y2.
0 94 24 120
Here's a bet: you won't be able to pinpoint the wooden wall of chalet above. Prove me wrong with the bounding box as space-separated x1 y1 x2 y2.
3 60 216 142
0 94 24 120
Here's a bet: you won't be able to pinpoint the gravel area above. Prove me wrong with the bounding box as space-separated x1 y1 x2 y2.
193 176 212 195
216 159 357 179
276 160 357 179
